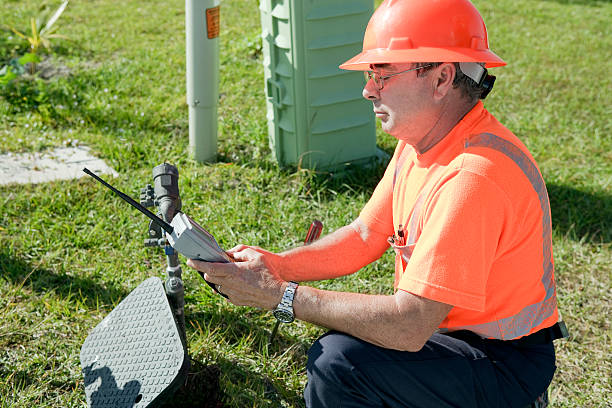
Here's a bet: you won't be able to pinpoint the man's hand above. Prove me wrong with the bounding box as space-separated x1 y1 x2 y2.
187 242 452 351
186 245 286 310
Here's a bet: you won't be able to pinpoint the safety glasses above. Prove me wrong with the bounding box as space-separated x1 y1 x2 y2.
364 64 434 90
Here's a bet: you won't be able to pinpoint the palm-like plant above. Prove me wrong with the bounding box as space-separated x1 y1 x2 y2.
10 1 70 74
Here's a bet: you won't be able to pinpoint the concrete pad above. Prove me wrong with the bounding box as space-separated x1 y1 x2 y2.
0 146 118 185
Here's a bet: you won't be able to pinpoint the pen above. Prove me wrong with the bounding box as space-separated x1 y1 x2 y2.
304 220 323 245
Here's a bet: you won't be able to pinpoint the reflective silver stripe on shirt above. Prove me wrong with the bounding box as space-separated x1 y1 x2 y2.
453 133 558 339
395 132 558 340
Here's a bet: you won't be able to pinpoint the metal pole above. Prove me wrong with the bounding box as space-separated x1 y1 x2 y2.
141 164 188 347
153 164 188 347
186 0 220 162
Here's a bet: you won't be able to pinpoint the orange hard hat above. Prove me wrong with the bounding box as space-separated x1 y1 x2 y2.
340 0 506 71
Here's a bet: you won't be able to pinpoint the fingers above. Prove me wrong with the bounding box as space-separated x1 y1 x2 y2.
231 246 269 263
186 259 234 280
227 244 268 256
186 247 281 309
227 244 252 254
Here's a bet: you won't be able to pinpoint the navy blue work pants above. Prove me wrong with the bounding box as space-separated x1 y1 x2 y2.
304 330 556 408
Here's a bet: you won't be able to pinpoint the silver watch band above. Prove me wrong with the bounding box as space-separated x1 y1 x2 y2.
273 281 298 323
279 281 298 309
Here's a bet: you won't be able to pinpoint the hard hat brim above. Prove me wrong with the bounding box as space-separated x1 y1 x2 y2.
339 47 507 71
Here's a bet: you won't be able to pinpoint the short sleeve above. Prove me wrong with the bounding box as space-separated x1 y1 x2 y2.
358 142 403 236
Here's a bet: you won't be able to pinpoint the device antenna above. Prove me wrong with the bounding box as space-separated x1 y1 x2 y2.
83 168 174 234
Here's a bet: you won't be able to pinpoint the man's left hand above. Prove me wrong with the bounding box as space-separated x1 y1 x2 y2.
186 246 286 310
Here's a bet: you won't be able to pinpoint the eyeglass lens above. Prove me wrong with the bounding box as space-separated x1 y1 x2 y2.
364 71 382 88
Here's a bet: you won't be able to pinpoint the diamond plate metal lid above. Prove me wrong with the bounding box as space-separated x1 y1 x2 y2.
80 277 189 407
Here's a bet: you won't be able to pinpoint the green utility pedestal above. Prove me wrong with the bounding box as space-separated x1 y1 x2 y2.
260 0 376 170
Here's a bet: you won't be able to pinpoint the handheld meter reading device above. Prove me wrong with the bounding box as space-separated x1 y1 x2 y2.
83 168 231 296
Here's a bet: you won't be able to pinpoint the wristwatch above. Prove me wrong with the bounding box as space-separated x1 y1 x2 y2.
273 281 299 323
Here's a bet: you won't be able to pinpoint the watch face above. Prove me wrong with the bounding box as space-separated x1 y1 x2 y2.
273 308 294 323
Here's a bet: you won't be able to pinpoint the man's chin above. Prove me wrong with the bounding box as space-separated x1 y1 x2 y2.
379 118 392 133
381 122 401 139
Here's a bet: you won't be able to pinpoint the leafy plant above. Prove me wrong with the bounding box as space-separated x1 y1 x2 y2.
9 0 69 74
0 52 39 85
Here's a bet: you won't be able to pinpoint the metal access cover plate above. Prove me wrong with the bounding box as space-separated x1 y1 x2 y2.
80 277 189 407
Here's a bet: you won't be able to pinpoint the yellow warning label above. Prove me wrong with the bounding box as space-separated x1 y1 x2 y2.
206 6 220 39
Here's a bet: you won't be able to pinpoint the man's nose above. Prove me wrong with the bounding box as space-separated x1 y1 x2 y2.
362 78 379 101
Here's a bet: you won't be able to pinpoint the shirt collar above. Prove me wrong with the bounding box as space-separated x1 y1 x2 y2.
414 101 486 166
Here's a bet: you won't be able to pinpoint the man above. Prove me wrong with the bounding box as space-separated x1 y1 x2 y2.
188 0 567 406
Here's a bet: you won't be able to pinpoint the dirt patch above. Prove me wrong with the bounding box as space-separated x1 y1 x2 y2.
17 56 72 80
36 56 72 80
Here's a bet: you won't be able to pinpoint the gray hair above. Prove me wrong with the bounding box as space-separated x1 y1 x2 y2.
415 62 485 103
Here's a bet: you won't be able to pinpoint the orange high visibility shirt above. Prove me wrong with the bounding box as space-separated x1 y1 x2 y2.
360 102 559 340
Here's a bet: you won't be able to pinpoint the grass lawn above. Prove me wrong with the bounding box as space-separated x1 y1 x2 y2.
1 0 610 407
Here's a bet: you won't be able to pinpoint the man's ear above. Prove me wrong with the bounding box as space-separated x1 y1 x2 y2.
432 63 456 100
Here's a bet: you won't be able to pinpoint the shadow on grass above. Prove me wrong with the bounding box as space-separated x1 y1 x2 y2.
215 355 305 408
288 156 391 201
159 359 223 408
540 0 611 6
185 295 312 354
548 183 612 243
0 249 130 309
184 307 309 407
215 142 392 197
